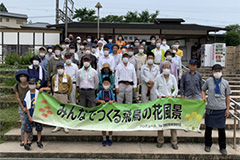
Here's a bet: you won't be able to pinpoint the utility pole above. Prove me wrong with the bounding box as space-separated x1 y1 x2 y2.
56 0 59 24
65 0 68 38
95 2 102 39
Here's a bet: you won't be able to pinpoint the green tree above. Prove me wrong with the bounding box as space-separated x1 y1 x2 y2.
225 30 240 46
226 24 240 33
101 15 124 23
0 3 8 12
124 10 159 23
73 7 97 22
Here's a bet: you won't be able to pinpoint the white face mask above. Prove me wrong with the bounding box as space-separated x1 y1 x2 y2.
175 44 179 49
134 43 139 46
119 37 122 40
77 40 81 43
100 37 104 41
55 50 61 56
108 39 113 43
61 45 66 49
29 84 36 90
84 62 90 67
57 69 64 75
66 44 70 48
156 43 161 47
48 49 53 53
166 55 172 61
80 46 85 50
128 51 134 56
104 51 109 56
87 39 91 42
91 48 96 52
147 59 153 65
33 60 39 66
103 85 110 90
126 45 130 48
40 53 45 57
162 41 167 45
163 68 170 75
85 50 91 55
151 40 156 44
66 59 72 64
69 49 75 53
139 49 144 54
142 42 146 45
213 72 222 79
20 77 27 82
172 50 177 53
122 48 126 53
123 57 128 64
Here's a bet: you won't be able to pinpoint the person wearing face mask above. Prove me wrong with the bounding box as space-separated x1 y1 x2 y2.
93 37 99 44
28 56 45 89
141 39 148 53
39 47 49 86
107 35 114 54
141 53 159 103
80 46 97 70
174 41 183 59
51 62 73 133
151 39 165 65
46 45 55 59
76 36 82 50
47 45 64 87
160 39 170 52
90 43 99 58
68 34 74 42
171 45 182 80
120 45 127 54
86 35 92 47
96 41 104 57
14 70 33 147
202 64 231 155
76 55 99 108
64 53 78 104
99 33 107 46
154 61 178 150
98 44 115 72
110 44 122 71
160 49 178 82
115 52 137 104
116 35 126 54
98 63 115 91
147 35 157 55
134 39 140 55
96 76 115 146
135 45 147 70
69 44 80 66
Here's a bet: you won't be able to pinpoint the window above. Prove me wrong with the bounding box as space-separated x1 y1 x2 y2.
16 19 24 24
0 18 2 22
6 18 9 22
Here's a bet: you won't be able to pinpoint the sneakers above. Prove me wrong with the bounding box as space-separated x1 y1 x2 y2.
37 141 43 148
172 144 178 150
20 142 24 147
108 139 113 146
102 140 107 147
52 127 61 133
220 148 227 155
63 128 69 133
156 143 163 148
204 146 211 152
24 143 31 151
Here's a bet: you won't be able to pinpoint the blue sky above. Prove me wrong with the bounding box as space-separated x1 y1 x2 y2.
2 0 240 27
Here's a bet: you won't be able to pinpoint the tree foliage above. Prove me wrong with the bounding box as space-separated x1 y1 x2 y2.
225 24 240 46
0 3 8 12
73 7 97 22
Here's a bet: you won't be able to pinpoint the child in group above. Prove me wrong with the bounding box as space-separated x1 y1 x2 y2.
96 77 115 146
23 78 49 150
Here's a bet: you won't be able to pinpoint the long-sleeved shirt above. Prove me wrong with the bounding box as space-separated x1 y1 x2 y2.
147 45 156 54
110 53 122 70
135 53 147 70
160 44 170 52
129 56 139 78
115 62 137 88
51 74 73 95
27 66 45 86
180 71 202 97
76 67 98 89
64 63 78 82
159 61 178 82
154 73 178 97
39 56 49 81
47 56 64 82
172 55 182 75
141 64 159 85
98 55 115 72
45 52 55 59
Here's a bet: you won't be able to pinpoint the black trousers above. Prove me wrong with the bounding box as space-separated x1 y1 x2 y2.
205 125 226 149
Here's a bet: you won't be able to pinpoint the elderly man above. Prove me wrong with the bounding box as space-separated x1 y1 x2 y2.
202 64 231 155
154 61 178 150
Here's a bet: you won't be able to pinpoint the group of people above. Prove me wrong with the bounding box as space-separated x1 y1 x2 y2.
13 34 231 155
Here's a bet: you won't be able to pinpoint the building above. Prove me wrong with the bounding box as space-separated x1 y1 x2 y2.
0 12 27 28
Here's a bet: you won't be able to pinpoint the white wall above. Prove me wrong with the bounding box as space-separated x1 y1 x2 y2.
4 32 17 44
44 33 60 45
19 32 33 45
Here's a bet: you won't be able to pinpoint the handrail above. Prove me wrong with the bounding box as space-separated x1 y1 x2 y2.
181 64 240 149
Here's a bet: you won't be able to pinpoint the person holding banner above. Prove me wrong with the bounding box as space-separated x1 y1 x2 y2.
154 61 179 150
141 52 159 103
51 62 73 133
115 52 137 104
202 64 231 155
96 77 115 146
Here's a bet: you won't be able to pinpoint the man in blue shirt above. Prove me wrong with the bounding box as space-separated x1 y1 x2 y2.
39 46 49 87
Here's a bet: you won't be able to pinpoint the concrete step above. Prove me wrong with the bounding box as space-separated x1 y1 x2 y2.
0 142 239 159
3 127 240 144
203 77 240 81
230 85 240 90
201 74 240 77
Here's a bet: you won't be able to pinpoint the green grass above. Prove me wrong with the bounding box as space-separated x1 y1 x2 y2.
0 105 19 144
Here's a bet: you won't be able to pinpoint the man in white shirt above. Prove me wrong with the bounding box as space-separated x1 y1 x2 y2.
171 45 182 80
76 55 99 108
99 33 107 46
152 39 165 65
160 39 170 52
115 52 137 104
96 41 104 57
98 45 115 72
64 53 78 104
141 52 159 103
110 44 122 72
